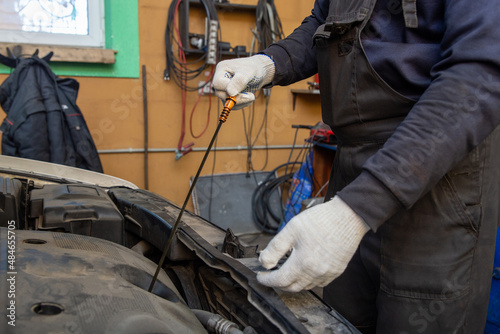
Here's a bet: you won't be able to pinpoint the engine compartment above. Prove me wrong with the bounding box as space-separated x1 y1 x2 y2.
0 171 359 334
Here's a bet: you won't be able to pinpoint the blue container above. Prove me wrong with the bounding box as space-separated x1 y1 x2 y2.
485 227 500 333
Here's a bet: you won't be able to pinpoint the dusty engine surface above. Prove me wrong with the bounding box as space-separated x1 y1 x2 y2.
0 178 206 333
0 227 207 334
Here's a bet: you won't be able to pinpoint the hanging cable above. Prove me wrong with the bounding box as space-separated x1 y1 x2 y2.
250 93 270 171
172 0 191 159
165 0 221 158
250 0 284 55
189 66 214 138
240 91 271 176
164 0 219 91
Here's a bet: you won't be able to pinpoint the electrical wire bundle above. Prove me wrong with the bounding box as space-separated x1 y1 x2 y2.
164 0 219 91
242 0 284 167
251 0 284 54
164 0 221 153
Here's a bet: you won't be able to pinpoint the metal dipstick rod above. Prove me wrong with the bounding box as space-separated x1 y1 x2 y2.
148 96 236 292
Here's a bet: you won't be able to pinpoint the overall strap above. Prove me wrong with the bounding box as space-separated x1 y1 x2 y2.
402 0 418 28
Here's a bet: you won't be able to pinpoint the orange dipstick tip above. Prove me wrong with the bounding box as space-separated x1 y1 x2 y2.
220 96 237 123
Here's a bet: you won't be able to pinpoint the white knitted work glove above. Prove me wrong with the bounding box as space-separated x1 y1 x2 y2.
213 55 275 110
257 196 370 292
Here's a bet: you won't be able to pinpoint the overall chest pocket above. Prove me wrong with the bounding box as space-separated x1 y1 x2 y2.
313 25 415 131
313 19 364 129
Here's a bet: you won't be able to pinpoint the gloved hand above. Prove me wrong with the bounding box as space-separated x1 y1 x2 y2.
257 196 370 292
213 55 275 110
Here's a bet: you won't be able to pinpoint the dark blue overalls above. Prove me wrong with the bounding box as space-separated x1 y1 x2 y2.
313 0 500 332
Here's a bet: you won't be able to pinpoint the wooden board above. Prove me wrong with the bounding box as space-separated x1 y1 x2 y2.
0 43 116 64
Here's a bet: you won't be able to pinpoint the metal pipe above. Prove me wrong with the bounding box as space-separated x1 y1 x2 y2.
97 145 305 154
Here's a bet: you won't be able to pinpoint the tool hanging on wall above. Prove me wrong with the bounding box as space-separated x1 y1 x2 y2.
149 96 236 292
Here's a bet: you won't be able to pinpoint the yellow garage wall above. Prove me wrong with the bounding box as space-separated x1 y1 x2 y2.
0 0 321 210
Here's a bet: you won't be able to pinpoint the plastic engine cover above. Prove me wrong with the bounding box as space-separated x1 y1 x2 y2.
0 228 207 334
0 177 22 229
30 184 124 244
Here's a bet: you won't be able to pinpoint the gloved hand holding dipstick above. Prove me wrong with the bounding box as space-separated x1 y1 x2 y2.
213 55 371 291
213 55 276 110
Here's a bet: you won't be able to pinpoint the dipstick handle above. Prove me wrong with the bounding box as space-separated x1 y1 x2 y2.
220 96 236 123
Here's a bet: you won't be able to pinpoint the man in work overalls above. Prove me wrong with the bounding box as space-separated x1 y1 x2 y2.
213 0 500 332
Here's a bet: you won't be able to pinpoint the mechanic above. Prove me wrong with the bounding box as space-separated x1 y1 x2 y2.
213 0 500 333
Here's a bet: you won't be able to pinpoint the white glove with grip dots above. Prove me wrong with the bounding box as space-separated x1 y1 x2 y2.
213 55 275 110
257 196 370 292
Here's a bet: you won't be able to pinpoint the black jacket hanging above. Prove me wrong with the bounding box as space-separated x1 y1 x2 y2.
0 55 103 173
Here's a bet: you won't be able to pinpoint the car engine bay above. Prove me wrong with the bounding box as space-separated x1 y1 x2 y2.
0 158 359 334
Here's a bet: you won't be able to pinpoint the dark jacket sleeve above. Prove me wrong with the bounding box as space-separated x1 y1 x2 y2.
338 0 500 230
262 0 328 85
